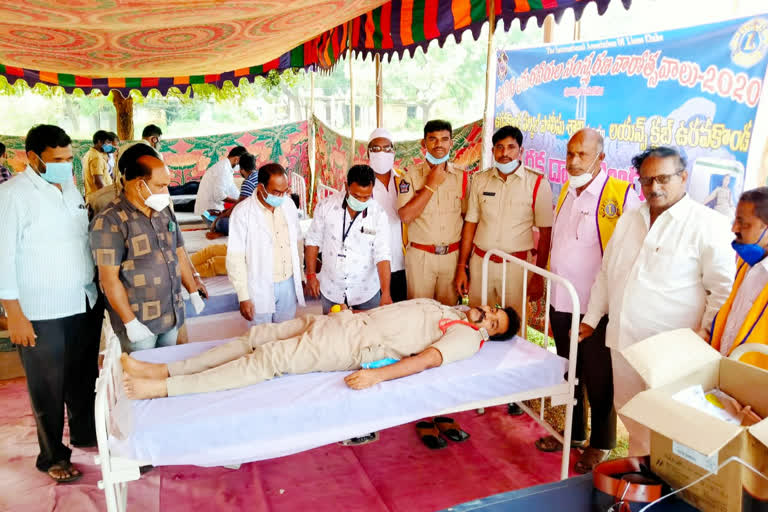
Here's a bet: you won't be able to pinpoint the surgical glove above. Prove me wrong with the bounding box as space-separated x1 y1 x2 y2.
190 292 206 314
125 318 154 342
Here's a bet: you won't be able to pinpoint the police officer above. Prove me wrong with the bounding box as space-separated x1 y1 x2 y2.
454 125 553 328
398 120 470 305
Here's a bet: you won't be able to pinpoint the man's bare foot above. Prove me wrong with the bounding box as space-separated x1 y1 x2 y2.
123 372 168 399
120 353 169 379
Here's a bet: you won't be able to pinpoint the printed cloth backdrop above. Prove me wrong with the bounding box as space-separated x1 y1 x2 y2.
0 120 309 195
312 115 483 212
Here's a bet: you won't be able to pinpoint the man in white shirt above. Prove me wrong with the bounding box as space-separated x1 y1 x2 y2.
0 125 103 483
227 163 305 325
367 128 407 302
578 146 735 456
306 165 393 314
194 146 248 221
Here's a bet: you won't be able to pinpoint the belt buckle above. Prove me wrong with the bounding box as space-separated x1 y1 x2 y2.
434 245 448 255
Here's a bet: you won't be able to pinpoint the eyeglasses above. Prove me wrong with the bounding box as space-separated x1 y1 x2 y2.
638 170 684 186
369 145 394 153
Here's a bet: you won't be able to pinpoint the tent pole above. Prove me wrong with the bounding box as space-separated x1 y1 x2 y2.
481 0 497 171
309 71 316 208
375 53 383 127
348 23 356 169
111 92 134 141
544 14 554 43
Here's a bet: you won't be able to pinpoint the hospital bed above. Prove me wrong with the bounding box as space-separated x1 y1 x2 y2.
94 249 582 512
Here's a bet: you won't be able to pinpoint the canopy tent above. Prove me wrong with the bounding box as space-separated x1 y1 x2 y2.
0 0 630 97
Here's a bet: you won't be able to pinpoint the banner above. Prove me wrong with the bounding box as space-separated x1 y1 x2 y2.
312 116 483 212
494 15 768 218
0 120 309 195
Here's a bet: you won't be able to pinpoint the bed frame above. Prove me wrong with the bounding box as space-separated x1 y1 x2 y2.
94 249 582 512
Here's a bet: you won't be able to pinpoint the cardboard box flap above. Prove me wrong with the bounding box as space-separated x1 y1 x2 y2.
749 420 768 449
622 329 722 388
621 389 743 456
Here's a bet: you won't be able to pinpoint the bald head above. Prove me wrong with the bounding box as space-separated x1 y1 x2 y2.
571 128 604 153
566 128 605 184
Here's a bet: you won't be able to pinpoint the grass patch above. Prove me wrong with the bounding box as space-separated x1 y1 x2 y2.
526 326 555 349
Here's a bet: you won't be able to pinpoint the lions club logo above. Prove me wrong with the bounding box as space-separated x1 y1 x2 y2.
600 199 619 219
730 18 768 68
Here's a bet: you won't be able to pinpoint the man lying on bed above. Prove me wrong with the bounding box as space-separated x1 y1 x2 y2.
122 298 520 399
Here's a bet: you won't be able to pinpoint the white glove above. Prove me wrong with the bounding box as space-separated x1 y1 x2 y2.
125 318 154 342
190 292 206 315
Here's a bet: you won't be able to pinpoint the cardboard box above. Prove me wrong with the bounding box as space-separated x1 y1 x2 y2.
619 329 768 512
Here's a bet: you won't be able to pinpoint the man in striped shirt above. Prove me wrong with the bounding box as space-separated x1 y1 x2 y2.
0 142 12 184
0 125 103 483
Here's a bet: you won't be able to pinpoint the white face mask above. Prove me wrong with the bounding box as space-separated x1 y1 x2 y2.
141 181 170 212
568 154 600 191
495 159 521 175
369 152 395 175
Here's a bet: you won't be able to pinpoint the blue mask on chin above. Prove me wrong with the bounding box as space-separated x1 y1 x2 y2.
732 228 768 266
425 151 450 165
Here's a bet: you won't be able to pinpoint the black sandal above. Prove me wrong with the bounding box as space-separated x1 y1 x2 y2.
434 416 470 442
43 461 82 483
415 421 447 450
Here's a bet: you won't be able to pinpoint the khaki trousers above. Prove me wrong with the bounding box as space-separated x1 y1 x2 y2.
468 253 524 334
190 244 228 278
405 246 459 306
611 348 650 456
166 315 363 396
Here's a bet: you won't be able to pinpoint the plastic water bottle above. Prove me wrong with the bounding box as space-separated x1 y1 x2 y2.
361 358 399 369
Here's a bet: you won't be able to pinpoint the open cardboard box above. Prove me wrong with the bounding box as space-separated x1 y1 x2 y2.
619 329 768 512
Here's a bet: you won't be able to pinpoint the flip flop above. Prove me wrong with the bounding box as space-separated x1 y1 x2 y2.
42 461 82 483
534 435 587 452
339 432 380 446
415 421 447 450
434 416 470 442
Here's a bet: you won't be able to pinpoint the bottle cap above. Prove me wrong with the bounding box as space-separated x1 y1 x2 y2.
330 304 342 313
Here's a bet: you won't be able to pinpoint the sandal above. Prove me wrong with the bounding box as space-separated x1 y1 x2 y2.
574 447 610 474
434 416 470 442
415 421 447 450
534 435 587 452
339 432 380 446
43 461 82 483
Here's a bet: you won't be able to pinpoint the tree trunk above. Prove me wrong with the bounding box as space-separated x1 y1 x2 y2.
112 93 134 141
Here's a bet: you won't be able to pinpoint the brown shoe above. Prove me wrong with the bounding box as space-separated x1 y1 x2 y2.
574 446 611 474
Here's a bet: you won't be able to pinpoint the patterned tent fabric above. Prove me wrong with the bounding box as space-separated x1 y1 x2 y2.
312 115 483 212
0 0 628 96
0 120 309 194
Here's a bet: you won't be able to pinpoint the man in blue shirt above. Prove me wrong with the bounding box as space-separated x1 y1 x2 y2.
0 124 103 483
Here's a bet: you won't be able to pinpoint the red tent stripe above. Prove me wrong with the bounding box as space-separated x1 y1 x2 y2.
381 2 394 48
423 0 441 40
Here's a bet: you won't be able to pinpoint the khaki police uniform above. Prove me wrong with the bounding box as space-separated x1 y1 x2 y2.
465 166 553 320
397 161 468 305
165 299 482 396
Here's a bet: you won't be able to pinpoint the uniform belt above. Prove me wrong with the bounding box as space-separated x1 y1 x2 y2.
472 245 528 263
410 241 460 255
593 456 665 511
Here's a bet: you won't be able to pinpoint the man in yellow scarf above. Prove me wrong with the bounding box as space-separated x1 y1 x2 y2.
710 186 768 370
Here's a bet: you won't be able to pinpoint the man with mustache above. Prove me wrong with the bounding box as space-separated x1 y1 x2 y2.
120 299 519 399
398 120 468 306
710 186 768 370
578 146 734 456
535 128 640 473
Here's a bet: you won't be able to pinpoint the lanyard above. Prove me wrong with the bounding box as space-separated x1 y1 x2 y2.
438 319 488 348
342 206 360 244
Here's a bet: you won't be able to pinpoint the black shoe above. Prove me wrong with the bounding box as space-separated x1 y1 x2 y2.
508 403 524 416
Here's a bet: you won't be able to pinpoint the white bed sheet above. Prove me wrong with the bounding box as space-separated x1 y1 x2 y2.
110 336 566 467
